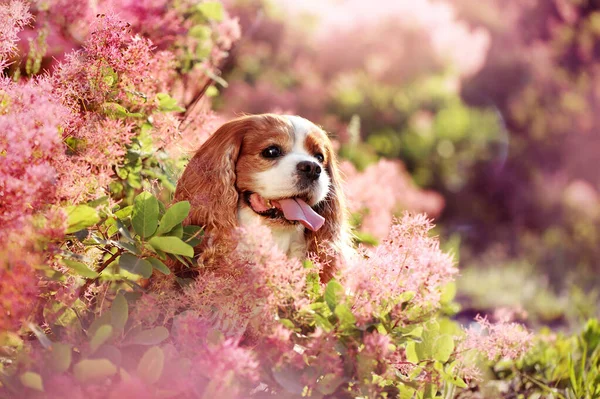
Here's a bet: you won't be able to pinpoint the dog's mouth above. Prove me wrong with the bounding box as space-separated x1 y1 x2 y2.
243 192 325 231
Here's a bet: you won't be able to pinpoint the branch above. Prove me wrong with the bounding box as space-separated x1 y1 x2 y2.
78 249 124 300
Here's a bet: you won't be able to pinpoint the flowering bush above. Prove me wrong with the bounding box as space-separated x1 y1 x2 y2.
0 193 533 397
0 1 577 398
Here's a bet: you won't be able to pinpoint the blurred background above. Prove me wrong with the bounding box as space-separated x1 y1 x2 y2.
214 0 600 330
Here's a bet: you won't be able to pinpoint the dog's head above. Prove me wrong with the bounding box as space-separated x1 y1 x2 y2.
175 114 348 267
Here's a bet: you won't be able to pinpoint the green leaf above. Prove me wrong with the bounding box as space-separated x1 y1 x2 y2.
189 25 212 40
63 259 99 279
279 319 295 330
93 344 122 366
148 236 194 257
20 371 43 391
87 196 109 208
415 321 440 361
65 205 100 233
148 257 171 275
398 291 416 303
156 202 190 236
119 254 153 278
114 205 133 219
196 1 224 21
325 280 344 311
568 355 580 396
130 327 169 345
452 375 468 388
398 384 417 399
49 342 72 373
90 325 113 353
440 282 457 305
173 254 193 268
111 294 128 330
102 102 143 119
432 335 454 363
166 223 183 238
131 192 159 238
314 313 334 331
73 359 117 383
116 219 134 242
110 239 140 255
156 93 185 113
334 304 356 328
183 225 203 247
87 312 111 338
137 346 165 384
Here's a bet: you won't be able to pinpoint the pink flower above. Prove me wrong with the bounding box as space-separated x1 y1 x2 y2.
49 14 178 202
0 77 68 236
341 160 444 239
459 315 533 362
342 213 457 324
0 0 31 67
363 331 392 359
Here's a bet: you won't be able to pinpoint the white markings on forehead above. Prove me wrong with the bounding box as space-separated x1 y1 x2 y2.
286 115 313 136
250 115 329 204
285 115 313 155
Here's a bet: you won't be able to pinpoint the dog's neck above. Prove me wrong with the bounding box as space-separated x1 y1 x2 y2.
237 206 307 259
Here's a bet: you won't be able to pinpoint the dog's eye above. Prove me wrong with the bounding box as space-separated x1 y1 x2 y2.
262 145 282 159
314 153 324 163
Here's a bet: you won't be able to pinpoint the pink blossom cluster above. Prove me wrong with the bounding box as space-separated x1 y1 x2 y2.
4 1 240 205
147 225 309 340
0 0 30 68
342 213 457 323
0 77 69 235
341 160 445 239
51 15 177 202
0 0 240 336
25 0 241 104
459 314 533 362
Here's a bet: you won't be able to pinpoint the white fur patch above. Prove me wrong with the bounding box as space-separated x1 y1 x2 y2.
252 115 330 205
286 115 312 142
237 206 307 258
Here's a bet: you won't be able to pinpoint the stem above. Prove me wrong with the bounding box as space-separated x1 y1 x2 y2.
78 249 123 300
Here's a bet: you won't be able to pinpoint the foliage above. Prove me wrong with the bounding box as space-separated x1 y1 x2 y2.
1 203 532 398
0 0 593 398
473 318 600 399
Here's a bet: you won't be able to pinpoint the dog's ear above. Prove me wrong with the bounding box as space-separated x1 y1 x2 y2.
174 117 252 260
306 140 352 282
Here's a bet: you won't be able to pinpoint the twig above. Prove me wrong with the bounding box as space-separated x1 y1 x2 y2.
78 249 123 300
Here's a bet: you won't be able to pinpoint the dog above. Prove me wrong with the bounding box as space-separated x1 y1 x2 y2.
173 114 352 281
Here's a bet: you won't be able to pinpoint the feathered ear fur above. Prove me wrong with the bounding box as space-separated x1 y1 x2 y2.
307 143 353 282
173 117 252 268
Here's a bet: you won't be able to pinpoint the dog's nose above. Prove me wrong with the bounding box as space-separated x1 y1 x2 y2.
297 161 321 181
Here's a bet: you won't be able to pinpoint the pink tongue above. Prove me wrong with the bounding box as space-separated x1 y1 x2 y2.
276 198 325 231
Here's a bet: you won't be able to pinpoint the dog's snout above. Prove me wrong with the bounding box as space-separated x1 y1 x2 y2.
297 161 321 181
